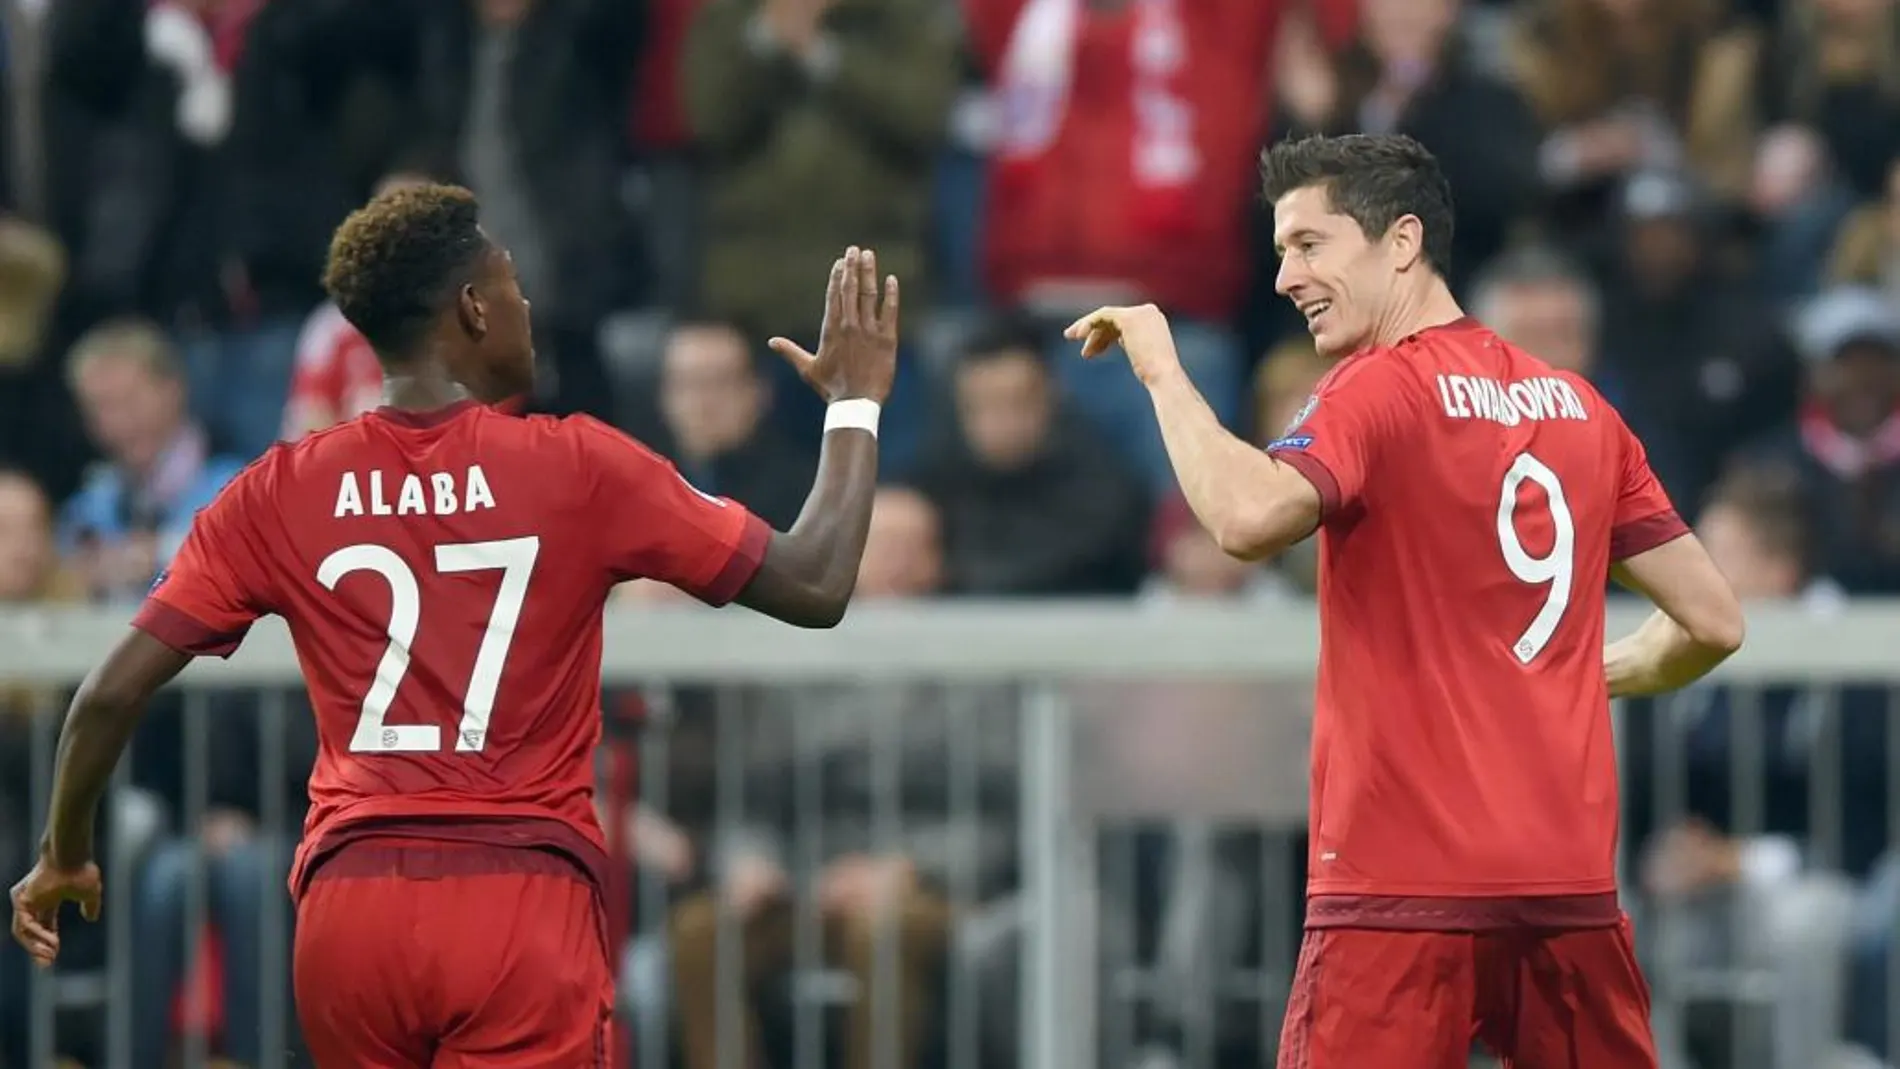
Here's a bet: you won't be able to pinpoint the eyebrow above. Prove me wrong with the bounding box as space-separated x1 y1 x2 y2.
1272 229 1321 255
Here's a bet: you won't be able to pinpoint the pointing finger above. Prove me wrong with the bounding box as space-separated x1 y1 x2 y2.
1065 307 1115 340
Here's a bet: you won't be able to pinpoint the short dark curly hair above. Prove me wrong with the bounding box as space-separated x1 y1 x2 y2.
1260 134 1456 278
322 183 489 359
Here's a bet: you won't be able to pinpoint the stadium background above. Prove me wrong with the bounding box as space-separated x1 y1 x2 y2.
1 0 1900 1066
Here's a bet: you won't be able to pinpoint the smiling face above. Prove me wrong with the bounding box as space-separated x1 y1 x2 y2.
1273 184 1412 357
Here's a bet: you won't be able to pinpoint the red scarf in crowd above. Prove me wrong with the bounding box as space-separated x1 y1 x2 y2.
1799 402 1900 480
991 0 1201 237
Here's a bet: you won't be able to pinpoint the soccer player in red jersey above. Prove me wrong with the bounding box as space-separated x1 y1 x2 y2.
8 184 900 1067
1067 135 1748 1069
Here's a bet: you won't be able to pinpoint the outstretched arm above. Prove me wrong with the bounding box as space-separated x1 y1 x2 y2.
1067 305 1319 560
1605 535 1746 697
42 631 190 868
595 250 896 629
1144 368 1321 560
738 249 897 625
735 429 878 627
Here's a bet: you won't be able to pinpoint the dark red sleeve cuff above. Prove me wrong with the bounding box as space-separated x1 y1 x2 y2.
1611 509 1691 561
131 598 248 658
1270 447 1342 518
694 512 772 607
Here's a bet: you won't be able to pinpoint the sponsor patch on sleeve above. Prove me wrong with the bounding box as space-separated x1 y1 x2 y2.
1267 434 1314 451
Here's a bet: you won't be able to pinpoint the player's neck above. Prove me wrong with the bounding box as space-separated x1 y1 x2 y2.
1372 278 1466 351
381 366 472 413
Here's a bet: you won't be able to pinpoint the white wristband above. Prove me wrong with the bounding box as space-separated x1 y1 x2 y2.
824 398 880 438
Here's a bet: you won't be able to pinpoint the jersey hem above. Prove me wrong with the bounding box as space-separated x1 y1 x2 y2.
1305 891 1621 931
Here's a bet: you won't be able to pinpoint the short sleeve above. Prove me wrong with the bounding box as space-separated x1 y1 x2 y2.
1608 410 1690 561
131 465 275 658
1265 355 1412 520
575 417 771 604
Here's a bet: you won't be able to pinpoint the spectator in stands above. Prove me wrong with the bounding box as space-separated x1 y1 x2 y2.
659 320 817 530
1825 154 1900 302
126 690 315 1068
682 0 955 458
58 319 246 603
0 469 82 1069
0 215 85 504
914 316 1148 596
1472 244 1601 377
1274 0 1543 293
1627 464 1882 1069
1756 0 1900 207
1596 169 1802 512
1507 0 1757 244
1754 285 1900 592
280 172 433 441
414 0 642 419
650 487 1019 1069
965 0 1342 490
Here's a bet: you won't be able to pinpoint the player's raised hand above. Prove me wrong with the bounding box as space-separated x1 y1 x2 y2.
1064 303 1183 388
768 245 900 405
9 854 103 968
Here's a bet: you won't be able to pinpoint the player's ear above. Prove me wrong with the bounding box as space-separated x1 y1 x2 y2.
456 282 487 341
1386 214 1426 272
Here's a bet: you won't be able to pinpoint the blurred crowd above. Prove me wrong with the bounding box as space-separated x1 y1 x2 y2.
1 0 1900 1066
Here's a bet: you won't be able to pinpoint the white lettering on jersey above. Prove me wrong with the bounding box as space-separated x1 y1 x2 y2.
334 465 501 518
1435 374 1588 425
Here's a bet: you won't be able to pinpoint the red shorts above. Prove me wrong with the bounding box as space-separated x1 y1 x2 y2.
1277 916 1658 1069
293 840 613 1069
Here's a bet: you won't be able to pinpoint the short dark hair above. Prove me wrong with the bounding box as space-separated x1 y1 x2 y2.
959 310 1048 370
323 183 489 359
1259 134 1456 277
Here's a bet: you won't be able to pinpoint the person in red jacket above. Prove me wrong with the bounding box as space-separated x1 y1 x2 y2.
963 0 1354 490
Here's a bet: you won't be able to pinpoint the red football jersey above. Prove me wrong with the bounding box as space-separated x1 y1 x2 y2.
1266 318 1686 930
133 401 770 898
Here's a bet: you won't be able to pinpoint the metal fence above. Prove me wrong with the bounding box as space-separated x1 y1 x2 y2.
0 600 1896 1069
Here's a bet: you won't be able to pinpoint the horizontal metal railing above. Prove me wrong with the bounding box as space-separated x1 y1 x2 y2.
0 601 1893 1069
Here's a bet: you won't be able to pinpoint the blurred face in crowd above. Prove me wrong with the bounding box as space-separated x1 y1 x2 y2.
1253 345 1330 447
1274 185 1423 358
1698 502 1802 600
1362 0 1459 66
1812 339 1900 436
955 347 1053 471
73 352 188 474
0 473 53 602
856 488 943 599
476 0 535 27
1483 280 1597 376
1162 524 1258 597
1623 217 1701 298
1813 0 1889 29
661 324 766 461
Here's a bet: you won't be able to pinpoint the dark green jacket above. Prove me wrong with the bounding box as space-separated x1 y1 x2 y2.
684 0 960 341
